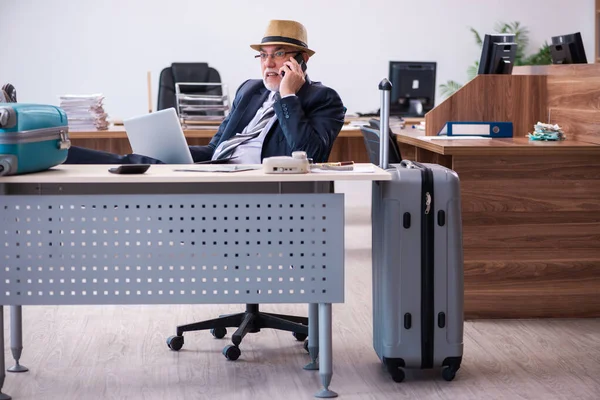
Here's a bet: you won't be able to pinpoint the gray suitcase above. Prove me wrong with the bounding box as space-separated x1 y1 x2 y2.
371 79 464 382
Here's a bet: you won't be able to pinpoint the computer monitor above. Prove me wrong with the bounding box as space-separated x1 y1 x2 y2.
550 32 588 64
477 34 518 75
388 62 436 117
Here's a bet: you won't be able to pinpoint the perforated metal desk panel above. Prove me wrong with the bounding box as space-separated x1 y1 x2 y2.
0 164 391 305
1 192 344 305
0 164 391 399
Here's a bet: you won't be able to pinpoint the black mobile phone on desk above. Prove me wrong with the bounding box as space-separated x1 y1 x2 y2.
281 53 307 77
108 164 151 174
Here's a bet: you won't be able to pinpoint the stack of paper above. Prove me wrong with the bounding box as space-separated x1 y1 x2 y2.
59 94 109 131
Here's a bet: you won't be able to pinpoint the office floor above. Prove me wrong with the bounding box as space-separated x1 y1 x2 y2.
3 182 600 400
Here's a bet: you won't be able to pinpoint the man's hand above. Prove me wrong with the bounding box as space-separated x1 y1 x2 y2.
278 56 306 97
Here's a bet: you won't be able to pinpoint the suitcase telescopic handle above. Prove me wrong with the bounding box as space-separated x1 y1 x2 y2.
378 79 392 169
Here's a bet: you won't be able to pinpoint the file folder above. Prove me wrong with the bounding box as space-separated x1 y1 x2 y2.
438 122 513 138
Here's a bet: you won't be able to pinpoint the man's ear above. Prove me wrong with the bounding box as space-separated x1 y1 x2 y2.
302 52 309 63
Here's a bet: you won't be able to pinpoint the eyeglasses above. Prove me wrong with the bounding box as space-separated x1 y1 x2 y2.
254 51 301 60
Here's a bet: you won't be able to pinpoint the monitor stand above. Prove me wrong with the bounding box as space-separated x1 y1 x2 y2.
390 99 429 118
408 99 424 117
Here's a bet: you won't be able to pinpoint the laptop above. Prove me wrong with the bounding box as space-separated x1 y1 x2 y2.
123 108 194 164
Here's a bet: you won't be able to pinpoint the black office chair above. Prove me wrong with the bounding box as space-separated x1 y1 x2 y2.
164 64 310 362
157 62 224 117
360 119 403 165
167 303 309 360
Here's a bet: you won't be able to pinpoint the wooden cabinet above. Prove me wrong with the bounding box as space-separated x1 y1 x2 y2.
596 0 600 62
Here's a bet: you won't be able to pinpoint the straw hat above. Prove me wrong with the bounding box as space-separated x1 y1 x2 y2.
250 20 315 57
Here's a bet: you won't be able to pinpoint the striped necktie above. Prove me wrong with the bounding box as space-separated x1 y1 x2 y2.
212 105 275 161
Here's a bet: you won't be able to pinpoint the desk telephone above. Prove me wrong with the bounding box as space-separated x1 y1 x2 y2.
263 151 354 174
263 151 310 174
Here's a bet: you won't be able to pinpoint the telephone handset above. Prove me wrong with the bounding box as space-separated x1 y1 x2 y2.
281 53 307 77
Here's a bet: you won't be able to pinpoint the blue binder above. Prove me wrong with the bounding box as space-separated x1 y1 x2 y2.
438 122 513 138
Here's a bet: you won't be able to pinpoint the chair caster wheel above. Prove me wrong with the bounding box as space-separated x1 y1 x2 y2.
223 344 241 361
293 331 308 341
442 366 457 381
303 339 309 353
211 327 227 339
167 335 184 351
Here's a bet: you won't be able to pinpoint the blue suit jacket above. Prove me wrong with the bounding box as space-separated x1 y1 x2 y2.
189 77 345 163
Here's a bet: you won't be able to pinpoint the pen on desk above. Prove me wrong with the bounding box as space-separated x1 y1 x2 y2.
317 161 354 167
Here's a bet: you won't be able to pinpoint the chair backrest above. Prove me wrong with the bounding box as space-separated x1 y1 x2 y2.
359 120 403 165
157 63 222 112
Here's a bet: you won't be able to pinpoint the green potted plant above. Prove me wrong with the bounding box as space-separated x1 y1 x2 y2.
439 22 552 98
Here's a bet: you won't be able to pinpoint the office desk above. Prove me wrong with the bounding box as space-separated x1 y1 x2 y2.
0 164 391 399
68 126 367 163
68 126 217 156
68 118 425 163
396 132 600 319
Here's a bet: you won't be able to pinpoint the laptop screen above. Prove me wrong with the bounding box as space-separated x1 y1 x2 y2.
123 108 194 164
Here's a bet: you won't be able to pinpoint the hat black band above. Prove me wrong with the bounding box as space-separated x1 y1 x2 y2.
261 36 307 49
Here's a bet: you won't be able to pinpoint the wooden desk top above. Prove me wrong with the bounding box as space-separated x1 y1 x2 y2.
68 117 425 140
0 164 391 184
67 124 365 139
396 128 600 156
68 126 217 139
345 116 424 125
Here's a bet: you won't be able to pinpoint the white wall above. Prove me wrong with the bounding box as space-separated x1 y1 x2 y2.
0 0 594 120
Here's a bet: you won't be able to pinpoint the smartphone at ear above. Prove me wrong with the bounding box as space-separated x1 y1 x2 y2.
294 53 307 73
281 53 307 77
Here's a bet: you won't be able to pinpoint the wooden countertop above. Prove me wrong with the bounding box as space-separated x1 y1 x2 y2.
68 126 216 139
67 124 599 157
67 117 424 140
67 124 366 139
0 164 391 184
396 128 600 156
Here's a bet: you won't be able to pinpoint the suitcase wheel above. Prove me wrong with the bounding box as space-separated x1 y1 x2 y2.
390 368 405 383
442 366 458 381
385 363 405 383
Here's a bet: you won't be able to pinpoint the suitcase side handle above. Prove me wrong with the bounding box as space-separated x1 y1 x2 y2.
378 78 392 169
401 160 428 170
0 107 16 129
0 108 10 127
401 160 415 169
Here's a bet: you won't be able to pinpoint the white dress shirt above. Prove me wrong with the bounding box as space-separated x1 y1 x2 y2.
228 91 278 164
212 91 296 164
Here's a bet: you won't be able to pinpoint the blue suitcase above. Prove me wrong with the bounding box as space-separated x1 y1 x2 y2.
0 104 71 176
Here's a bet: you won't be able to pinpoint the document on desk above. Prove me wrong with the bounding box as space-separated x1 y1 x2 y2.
173 166 261 173
311 165 376 173
419 136 492 140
